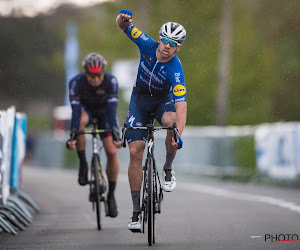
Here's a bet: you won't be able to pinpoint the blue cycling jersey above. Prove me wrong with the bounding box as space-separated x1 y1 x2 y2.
68 72 119 133
123 24 187 103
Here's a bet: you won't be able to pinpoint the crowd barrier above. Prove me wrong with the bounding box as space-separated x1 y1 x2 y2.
0 106 39 235
255 122 300 180
33 121 300 181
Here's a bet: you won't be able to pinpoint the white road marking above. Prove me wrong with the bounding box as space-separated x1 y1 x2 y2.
179 182 300 214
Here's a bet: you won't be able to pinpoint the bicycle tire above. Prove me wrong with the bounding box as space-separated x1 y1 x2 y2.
147 157 154 246
152 160 157 244
142 164 147 234
92 154 101 230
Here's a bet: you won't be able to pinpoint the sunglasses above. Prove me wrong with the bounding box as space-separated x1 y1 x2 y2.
160 36 180 47
87 72 103 79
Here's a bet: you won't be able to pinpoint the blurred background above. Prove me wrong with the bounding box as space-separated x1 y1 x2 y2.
0 0 299 182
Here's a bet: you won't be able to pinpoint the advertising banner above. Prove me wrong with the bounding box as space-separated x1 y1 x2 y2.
0 107 16 204
11 113 27 190
255 122 299 180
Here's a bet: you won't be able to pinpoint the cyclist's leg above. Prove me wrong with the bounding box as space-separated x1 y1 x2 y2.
126 92 151 230
93 111 120 217
155 93 177 157
126 95 148 212
76 109 90 151
102 131 120 218
76 109 90 185
97 115 120 183
128 140 145 231
103 135 119 182
155 94 177 191
128 140 145 196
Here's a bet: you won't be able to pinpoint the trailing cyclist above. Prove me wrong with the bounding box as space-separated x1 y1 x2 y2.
66 53 122 218
116 10 187 231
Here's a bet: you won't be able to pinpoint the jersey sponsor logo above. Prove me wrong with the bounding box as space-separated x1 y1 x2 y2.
131 27 142 39
173 84 186 97
127 24 133 31
140 34 149 41
140 62 162 83
128 115 135 127
175 96 186 103
175 73 181 83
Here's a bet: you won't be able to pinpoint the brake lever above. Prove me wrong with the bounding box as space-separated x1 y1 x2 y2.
122 123 128 148
173 122 179 144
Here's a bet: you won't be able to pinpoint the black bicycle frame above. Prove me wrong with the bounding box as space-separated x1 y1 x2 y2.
122 121 179 245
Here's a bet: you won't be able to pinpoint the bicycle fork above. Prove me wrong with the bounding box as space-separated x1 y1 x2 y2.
152 159 163 214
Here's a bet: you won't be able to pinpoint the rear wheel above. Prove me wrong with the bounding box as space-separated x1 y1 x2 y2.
92 155 101 230
152 161 157 244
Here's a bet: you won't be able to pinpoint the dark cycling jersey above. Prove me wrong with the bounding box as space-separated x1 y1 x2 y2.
123 24 187 103
69 72 119 133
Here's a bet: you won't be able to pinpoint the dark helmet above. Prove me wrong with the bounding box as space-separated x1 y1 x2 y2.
82 53 107 74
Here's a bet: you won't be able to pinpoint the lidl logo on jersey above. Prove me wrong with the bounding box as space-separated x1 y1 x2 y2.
173 84 186 97
131 27 142 39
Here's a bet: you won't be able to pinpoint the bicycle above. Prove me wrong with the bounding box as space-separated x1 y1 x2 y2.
122 119 179 246
73 118 119 230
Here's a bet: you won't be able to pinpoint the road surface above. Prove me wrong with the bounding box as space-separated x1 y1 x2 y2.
1 165 300 249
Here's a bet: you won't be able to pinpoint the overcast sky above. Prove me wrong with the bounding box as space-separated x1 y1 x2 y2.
0 0 110 17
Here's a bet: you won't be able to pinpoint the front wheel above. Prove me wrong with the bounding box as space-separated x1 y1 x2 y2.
92 154 101 230
147 157 155 246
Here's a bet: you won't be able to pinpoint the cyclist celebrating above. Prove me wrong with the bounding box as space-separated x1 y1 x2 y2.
66 53 122 218
116 10 187 232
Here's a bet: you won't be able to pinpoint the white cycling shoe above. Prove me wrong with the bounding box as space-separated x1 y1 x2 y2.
162 169 176 192
128 211 142 233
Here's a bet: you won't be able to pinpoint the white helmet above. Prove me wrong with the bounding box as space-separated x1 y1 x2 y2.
159 22 186 44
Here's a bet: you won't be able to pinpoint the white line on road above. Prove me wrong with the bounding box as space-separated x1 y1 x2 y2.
179 182 300 214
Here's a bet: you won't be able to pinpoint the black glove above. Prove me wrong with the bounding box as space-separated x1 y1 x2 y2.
66 131 76 149
66 139 72 149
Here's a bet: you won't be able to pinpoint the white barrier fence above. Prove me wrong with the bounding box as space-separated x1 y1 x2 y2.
34 121 300 181
0 106 15 205
255 122 300 180
0 106 39 235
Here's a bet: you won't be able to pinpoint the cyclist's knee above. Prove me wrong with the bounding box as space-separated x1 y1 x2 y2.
129 143 144 160
162 112 176 127
106 147 118 158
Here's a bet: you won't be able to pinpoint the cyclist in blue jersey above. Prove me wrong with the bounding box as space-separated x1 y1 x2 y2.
116 10 187 232
66 53 122 218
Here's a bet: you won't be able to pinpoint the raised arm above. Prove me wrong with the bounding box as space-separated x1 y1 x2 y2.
116 10 133 31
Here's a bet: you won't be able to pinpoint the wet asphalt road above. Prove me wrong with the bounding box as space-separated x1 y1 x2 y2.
1 165 300 249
